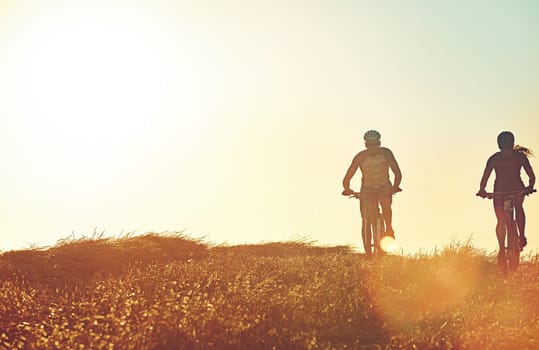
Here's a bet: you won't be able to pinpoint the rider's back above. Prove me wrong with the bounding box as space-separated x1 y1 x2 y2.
355 147 395 189
487 151 528 191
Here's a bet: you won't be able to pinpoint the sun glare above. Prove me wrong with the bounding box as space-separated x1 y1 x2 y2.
20 24 160 150
380 236 397 253
9 4 212 160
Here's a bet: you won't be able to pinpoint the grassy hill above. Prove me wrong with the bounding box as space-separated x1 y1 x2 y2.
1 233 539 349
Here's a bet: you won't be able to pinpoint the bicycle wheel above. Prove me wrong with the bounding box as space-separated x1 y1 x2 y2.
361 219 372 258
360 200 373 258
360 196 378 258
507 220 520 271
373 213 383 257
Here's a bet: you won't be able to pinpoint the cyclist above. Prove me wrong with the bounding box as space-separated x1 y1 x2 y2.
342 130 402 238
477 131 536 256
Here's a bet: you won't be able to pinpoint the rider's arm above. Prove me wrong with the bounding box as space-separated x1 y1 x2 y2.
389 160 402 189
523 157 536 189
478 160 494 193
383 148 402 189
343 155 360 192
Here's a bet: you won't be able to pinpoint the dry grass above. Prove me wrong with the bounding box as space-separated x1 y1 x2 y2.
1 234 539 349
0 232 208 286
211 239 353 257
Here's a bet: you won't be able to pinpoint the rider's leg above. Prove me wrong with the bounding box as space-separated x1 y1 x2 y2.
514 195 527 248
379 195 393 236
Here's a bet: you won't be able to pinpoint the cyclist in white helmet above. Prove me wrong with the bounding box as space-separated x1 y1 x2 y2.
342 130 402 237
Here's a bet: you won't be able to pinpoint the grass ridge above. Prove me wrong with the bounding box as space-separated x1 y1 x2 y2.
1 233 538 349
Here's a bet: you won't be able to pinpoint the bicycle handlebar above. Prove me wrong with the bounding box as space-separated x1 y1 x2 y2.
344 187 402 199
477 189 536 199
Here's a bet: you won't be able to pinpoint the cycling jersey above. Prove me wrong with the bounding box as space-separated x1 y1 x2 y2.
486 151 529 192
356 147 396 189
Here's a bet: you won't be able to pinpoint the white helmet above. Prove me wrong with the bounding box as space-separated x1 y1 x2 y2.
363 130 381 142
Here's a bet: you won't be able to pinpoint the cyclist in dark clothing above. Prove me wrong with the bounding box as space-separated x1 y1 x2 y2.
477 131 536 253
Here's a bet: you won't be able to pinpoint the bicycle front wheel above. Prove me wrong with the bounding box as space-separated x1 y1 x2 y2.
507 221 520 271
362 220 373 258
373 214 384 257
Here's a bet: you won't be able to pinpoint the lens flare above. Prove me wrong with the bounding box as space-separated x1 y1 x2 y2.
380 236 397 252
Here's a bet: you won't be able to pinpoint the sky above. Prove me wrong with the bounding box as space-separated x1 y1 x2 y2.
1 0 538 254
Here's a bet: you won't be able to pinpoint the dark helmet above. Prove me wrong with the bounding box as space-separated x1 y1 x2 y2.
497 131 514 150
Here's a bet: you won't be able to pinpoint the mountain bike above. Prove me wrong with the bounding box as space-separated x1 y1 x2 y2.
346 188 400 259
477 189 536 272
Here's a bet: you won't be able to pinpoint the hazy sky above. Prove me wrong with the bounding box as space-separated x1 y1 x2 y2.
1 0 538 254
